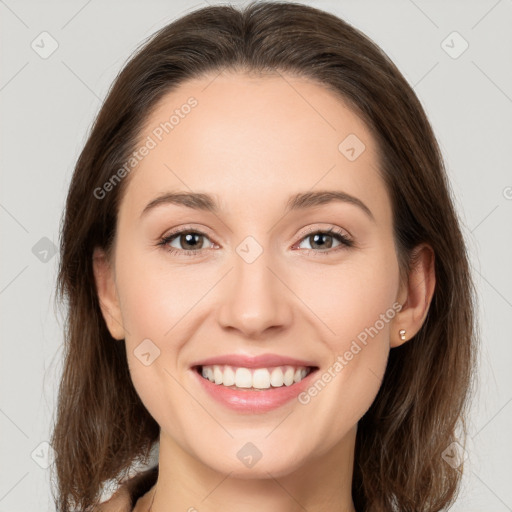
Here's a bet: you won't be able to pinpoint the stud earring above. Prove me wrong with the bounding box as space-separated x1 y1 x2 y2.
399 329 406 341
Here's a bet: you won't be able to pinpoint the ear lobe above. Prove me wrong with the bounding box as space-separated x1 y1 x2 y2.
391 243 436 348
92 246 125 340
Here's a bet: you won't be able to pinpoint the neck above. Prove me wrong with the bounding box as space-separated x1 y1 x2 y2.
148 427 357 512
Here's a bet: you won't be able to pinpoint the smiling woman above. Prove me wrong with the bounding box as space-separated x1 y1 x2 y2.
51 2 478 512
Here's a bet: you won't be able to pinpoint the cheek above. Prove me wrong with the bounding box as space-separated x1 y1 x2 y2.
115 246 188 340
114 249 215 428
293 242 400 346
297 247 399 419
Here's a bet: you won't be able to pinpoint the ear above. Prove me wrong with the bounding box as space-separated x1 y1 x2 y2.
92 246 125 340
391 243 436 348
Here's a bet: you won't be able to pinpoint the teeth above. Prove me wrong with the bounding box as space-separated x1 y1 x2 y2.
200 364 311 389
253 368 271 389
235 367 252 388
284 366 295 386
214 366 223 384
270 367 284 387
223 366 236 386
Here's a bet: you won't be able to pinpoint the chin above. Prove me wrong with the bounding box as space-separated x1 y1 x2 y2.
199 448 308 480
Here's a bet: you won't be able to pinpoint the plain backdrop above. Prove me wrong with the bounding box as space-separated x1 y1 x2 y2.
1 0 511 510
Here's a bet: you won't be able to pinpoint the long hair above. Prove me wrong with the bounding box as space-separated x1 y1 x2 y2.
51 2 478 510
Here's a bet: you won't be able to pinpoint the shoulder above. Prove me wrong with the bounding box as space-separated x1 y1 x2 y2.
93 466 158 512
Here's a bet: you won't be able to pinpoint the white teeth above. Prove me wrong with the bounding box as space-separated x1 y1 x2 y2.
270 367 284 387
294 368 307 383
283 366 295 386
199 364 312 389
235 367 252 388
202 366 214 381
223 366 236 386
253 368 271 389
213 366 223 385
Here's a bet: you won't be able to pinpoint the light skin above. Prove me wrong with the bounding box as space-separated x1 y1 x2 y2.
93 70 435 512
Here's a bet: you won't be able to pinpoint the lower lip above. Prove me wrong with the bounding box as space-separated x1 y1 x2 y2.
192 367 318 413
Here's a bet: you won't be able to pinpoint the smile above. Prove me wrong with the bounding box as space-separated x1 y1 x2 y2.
197 364 314 390
192 364 319 413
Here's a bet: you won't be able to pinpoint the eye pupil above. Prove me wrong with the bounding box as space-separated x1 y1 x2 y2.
310 233 333 250
181 233 202 250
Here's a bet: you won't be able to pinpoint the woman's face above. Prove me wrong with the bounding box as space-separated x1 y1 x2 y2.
96 71 406 477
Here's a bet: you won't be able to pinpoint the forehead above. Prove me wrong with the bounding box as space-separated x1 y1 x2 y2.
121 71 385 219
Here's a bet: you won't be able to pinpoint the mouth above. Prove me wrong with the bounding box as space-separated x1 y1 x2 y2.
193 364 319 391
189 353 320 412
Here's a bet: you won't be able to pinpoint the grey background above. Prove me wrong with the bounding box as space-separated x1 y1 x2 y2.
1 0 511 510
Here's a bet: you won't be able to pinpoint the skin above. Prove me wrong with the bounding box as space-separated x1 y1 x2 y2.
93 70 435 512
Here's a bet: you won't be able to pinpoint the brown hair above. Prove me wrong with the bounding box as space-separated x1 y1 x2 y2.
51 2 478 511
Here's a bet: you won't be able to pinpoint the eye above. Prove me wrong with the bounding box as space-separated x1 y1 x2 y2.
157 228 215 257
294 227 354 256
157 225 354 257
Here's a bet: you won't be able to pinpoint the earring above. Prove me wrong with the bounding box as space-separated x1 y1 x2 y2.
399 329 406 341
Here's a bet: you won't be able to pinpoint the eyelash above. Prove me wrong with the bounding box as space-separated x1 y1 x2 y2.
157 225 354 258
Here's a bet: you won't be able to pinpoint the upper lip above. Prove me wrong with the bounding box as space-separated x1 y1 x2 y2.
191 353 318 369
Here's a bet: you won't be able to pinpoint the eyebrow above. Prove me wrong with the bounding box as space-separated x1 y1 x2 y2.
140 190 374 221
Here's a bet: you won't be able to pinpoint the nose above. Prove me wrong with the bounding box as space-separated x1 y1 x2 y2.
216 250 293 339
